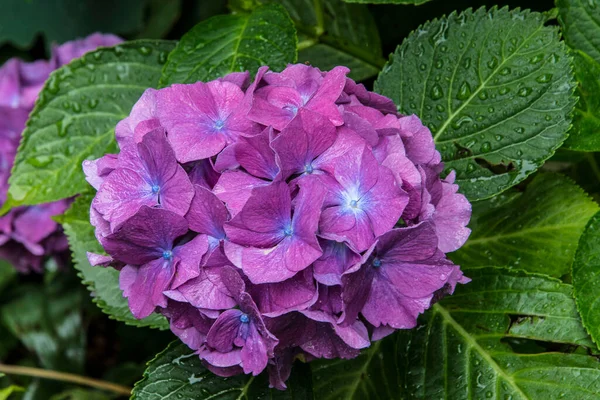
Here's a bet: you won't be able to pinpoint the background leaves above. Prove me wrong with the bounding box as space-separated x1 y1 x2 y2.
61 193 168 330
160 3 297 86
2 40 175 211
450 173 599 276
375 7 576 201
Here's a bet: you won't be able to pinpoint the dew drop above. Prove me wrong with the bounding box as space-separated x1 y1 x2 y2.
27 155 53 168
457 81 472 100
499 87 510 95
487 57 499 69
419 63 427 71
88 99 99 109
436 104 445 112
478 90 488 100
435 60 444 69
481 142 491 152
462 57 471 69
514 127 525 134
138 46 152 55
518 87 532 97
431 84 444 100
488 106 495 113
530 54 544 64
452 115 473 129
499 67 511 76
536 73 553 83
494 134 503 141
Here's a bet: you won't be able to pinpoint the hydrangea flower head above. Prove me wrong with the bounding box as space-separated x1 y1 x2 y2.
0 33 123 273
86 63 472 388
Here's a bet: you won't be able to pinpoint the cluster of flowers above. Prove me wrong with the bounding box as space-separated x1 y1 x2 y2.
0 33 122 273
86 64 471 387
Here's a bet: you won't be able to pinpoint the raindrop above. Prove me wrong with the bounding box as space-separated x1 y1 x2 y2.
138 46 152 55
436 104 445 112
518 87 532 97
499 87 510 95
435 60 444 69
431 84 444 100
494 134 503 141
487 57 499 69
481 142 491 152
452 115 473 129
499 67 511 76
419 63 427 71
530 54 544 64
488 107 495 113
88 99 99 109
478 91 488 100
27 155 53 168
463 57 471 69
536 73 553 83
457 81 472 100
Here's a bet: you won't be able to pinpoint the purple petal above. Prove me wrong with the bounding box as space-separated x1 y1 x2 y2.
313 240 360 286
213 171 270 217
176 266 237 310
234 127 279 180
186 185 229 239
121 259 175 319
171 234 209 288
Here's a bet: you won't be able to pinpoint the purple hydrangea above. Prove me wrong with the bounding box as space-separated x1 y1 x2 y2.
86 63 471 388
0 33 122 273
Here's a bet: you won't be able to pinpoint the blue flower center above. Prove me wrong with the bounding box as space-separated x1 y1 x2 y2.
213 119 225 131
283 226 293 237
151 184 160 194
283 105 298 115
162 250 173 260
239 313 249 323
372 258 382 268
349 199 359 208
304 164 314 174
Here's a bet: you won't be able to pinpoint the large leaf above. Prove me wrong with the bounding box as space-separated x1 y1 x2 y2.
160 4 297 86
1 279 85 373
61 193 168 330
451 173 598 276
2 40 176 212
558 0 600 64
563 51 600 151
397 267 600 399
573 211 600 349
232 0 385 81
131 341 312 399
0 0 146 51
310 333 402 399
375 7 576 201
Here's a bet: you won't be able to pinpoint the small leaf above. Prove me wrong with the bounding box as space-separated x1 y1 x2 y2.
558 0 600 64
131 341 312 399
0 384 24 400
563 50 600 151
231 0 385 81
61 193 168 330
451 173 598 276
573 211 600 350
399 267 599 399
1 279 86 373
375 7 576 201
160 3 297 86
3 40 176 212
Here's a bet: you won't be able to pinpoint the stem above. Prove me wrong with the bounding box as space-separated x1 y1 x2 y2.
0 363 131 396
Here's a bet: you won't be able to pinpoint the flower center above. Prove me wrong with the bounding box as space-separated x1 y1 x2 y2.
151 184 160 194
213 119 225 131
162 250 173 260
349 199 359 208
304 164 314 174
283 226 293 237
283 105 298 115
372 258 382 268
239 313 249 323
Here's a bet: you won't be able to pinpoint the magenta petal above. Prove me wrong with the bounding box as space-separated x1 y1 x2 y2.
102 206 188 265
115 88 159 148
305 66 349 126
213 171 270 217
240 323 269 375
206 309 244 352
313 240 360 286
400 115 440 165
171 234 209 288
177 266 237 310
200 347 243 368
431 172 472 252
186 185 229 239
271 109 337 179
124 258 175 319
224 182 290 248
234 127 279 180
248 268 318 317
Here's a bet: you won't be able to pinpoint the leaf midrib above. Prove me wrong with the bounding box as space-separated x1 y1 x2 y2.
432 17 546 142
432 304 530 399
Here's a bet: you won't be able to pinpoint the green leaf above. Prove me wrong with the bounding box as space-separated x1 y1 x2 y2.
1 279 85 373
558 0 600 64
0 384 24 400
398 267 600 399
49 389 110 400
310 333 402 399
134 0 182 40
160 4 297 86
0 260 16 294
61 193 168 330
3 40 176 212
131 341 312 399
573 211 600 350
451 173 598 276
343 0 432 4
375 7 576 201
563 50 600 151
0 0 146 52
231 0 385 81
